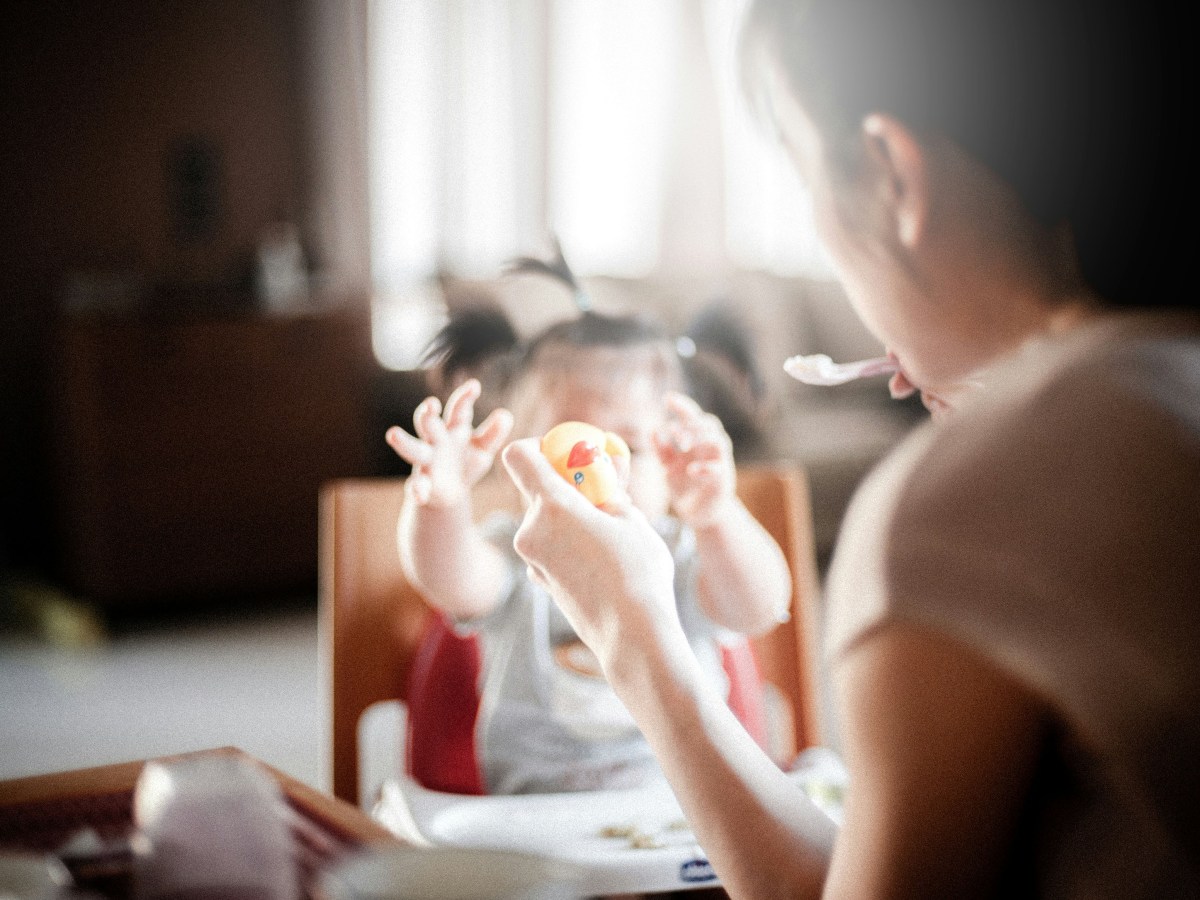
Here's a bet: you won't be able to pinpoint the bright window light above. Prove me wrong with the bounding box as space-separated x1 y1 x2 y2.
704 0 835 277
549 0 681 276
366 0 835 369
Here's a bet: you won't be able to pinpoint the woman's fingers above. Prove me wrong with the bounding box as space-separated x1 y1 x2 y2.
503 438 634 516
501 438 578 506
526 563 550 591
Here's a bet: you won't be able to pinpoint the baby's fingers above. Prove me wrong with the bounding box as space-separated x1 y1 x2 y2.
686 459 724 479
444 378 482 431
385 426 434 467
472 407 515 455
404 472 434 505
685 441 723 464
413 396 446 443
665 392 729 442
664 391 706 422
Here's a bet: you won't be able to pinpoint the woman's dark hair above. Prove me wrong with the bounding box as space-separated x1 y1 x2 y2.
740 0 1191 309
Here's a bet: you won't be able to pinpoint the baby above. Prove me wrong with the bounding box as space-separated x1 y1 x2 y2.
386 298 791 794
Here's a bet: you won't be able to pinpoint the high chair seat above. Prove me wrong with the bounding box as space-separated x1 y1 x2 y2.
369 713 848 896
320 466 823 808
375 760 722 895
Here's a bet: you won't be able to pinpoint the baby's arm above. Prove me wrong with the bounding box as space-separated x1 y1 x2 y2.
656 392 791 635
386 379 514 622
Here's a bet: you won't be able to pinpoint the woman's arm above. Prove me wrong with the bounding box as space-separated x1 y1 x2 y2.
502 439 835 898
503 438 1051 898
612 608 838 898
824 624 1048 900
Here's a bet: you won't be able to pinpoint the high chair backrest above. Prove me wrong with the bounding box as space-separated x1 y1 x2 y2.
320 465 824 807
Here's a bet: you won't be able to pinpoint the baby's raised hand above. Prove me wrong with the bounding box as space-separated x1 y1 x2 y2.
653 392 737 528
385 379 514 507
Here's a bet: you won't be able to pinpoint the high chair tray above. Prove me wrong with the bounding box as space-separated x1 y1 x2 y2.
376 775 718 895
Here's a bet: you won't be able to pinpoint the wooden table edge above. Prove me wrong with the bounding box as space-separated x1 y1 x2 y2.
0 746 402 848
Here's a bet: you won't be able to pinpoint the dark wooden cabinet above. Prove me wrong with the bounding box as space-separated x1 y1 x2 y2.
51 308 377 607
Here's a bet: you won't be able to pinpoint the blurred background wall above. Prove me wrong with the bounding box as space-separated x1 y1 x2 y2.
0 0 365 614
0 0 922 620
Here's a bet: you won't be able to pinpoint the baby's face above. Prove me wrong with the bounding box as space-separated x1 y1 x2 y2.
516 361 670 519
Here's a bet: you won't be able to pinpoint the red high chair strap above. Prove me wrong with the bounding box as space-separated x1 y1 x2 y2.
405 613 486 795
721 639 769 750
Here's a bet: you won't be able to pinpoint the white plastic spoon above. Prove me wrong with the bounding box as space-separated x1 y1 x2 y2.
783 353 900 386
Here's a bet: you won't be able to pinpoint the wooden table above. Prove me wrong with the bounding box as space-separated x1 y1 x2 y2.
0 746 403 897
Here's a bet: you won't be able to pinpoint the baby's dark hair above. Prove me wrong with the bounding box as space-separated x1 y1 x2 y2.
680 303 770 459
504 238 677 376
423 304 678 396
524 310 672 365
421 304 520 389
422 240 679 399
424 244 772 457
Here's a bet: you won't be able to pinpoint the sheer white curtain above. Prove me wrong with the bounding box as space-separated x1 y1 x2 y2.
705 0 833 276
367 0 547 367
367 0 832 368
547 0 679 276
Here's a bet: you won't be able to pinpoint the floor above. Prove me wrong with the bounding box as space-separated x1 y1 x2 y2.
0 594 324 790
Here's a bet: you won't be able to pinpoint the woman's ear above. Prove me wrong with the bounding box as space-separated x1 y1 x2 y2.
860 114 929 250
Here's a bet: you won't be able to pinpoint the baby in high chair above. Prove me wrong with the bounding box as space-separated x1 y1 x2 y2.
385 253 791 795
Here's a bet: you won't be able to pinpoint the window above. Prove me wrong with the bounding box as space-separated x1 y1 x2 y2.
368 0 832 369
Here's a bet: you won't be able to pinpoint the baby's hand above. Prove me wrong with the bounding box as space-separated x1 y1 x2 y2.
653 392 736 528
385 379 514 507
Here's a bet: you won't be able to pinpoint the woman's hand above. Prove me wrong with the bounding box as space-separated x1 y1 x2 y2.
505 439 837 900
386 378 514 508
654 392 737 528
501 438 679 670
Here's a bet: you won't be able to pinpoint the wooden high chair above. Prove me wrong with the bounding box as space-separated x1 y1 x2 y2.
319 465 824 807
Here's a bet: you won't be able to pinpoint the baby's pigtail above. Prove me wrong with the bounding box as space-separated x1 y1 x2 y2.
681 303 769 460
421 305 522 395
504 235 592 313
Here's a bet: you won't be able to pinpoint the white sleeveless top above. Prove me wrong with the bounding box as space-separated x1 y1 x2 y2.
460 514 731 795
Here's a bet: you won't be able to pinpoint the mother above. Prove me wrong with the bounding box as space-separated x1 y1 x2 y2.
502 0 1199 896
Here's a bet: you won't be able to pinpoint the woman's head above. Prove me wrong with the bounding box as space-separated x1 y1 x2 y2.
740 0 1189 409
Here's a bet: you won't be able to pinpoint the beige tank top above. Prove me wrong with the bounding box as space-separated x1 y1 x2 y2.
825 312 1200 897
